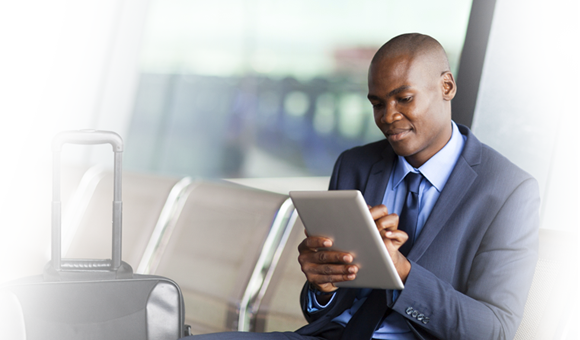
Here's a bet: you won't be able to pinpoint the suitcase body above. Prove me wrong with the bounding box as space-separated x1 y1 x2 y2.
0 131 187 340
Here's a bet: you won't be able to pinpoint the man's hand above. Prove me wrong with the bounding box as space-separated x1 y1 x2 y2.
298 204 411 304
298 233 357 303
370 204 412 282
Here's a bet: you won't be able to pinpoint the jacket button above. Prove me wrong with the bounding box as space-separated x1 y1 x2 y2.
412 311 419 318
405 307 414 315
422 317 430 325
417 314 424 321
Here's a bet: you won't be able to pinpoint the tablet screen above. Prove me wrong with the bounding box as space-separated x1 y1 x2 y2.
290 190 404 290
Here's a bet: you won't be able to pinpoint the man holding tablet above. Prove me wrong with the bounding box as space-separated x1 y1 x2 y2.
184 33 539 340
295 33 539 340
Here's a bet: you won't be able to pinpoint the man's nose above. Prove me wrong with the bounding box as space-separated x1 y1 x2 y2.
382 101 402 124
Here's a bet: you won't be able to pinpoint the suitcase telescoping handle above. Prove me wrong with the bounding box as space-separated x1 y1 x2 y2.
51 130 124 272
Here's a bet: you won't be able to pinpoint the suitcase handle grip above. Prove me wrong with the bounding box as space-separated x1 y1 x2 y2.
51 130 124 272
42 259 133 282
52 130 123 153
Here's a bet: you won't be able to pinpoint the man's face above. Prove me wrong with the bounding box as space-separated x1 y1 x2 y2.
367 54 453 168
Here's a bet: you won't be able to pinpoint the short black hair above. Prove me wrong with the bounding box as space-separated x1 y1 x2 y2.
371 33 450 74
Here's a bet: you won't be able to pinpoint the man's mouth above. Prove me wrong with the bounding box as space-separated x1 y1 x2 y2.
386 128 411 142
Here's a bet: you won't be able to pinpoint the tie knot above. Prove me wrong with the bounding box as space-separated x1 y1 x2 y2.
406 172 422 194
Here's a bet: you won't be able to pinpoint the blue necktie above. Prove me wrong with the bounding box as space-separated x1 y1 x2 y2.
398 172 423 256
340 173 423 339
340 289 387 340
339 172 423 340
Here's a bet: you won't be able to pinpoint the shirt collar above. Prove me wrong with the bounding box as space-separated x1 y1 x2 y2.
392 121 465 192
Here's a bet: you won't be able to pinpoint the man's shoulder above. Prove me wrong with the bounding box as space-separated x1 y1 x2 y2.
329 139 393 191
337 139 392 165
462 126 539 198
460 125 534 183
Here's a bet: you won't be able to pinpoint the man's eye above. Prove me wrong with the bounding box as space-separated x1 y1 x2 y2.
400 96 412 103
372 103 384 109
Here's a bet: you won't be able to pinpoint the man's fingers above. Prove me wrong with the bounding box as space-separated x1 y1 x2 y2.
301 263 358 285
298 249 353 266
303 263 358 276
369 204 389 220
298 236 333 252
314 251 353 264
371 205 401 234
310 273 357 286
382 229 409 246
298 235 357 289
375 213 400 232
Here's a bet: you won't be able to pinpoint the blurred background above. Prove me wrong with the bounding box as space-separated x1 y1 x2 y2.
126 0 471 179
0 0 471 178
0 0 42 162
0 0 577 285
0 0 578 231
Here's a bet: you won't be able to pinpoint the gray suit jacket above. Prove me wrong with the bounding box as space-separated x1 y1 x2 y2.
296 125 540 340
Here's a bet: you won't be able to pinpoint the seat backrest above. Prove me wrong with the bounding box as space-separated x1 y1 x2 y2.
221 177 331 333
65 171 181 267
514 228 577 340
146 180 289 335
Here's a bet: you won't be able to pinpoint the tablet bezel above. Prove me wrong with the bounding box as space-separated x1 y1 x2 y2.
290 190 404 290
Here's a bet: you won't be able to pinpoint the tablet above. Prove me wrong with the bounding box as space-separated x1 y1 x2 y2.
289 190 404 290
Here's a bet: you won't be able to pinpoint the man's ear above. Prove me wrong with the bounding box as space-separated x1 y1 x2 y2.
441 72 457 101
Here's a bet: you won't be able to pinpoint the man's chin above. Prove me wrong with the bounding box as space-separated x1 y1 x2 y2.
386 140 414 158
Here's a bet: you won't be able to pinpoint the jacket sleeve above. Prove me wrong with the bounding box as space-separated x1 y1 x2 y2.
328 151 344 191
391 177 540 340
299 282 337 323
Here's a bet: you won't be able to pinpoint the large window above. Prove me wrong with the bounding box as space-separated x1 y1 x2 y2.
125 0 473 178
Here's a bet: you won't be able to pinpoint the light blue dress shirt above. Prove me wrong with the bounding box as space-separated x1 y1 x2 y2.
307 121 465 339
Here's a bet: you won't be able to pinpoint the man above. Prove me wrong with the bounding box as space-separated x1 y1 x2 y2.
185 33 539 340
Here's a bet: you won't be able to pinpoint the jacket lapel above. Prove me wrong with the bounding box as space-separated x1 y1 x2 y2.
408 157 477 261
363 147 396 206
408 125 481 262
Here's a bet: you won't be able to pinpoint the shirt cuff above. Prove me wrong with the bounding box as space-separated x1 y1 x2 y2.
306 288 336 313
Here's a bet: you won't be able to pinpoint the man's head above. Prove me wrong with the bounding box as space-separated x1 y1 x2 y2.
367 33 456 168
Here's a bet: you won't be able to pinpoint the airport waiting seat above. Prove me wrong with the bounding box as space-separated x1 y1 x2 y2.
224 177 329 332
0 160 87 282
141 180 295 335
64 170 182 267
514 228 577 340
253 216 309 332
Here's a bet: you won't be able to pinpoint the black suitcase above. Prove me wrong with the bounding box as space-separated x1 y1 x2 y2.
0 130 189 340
